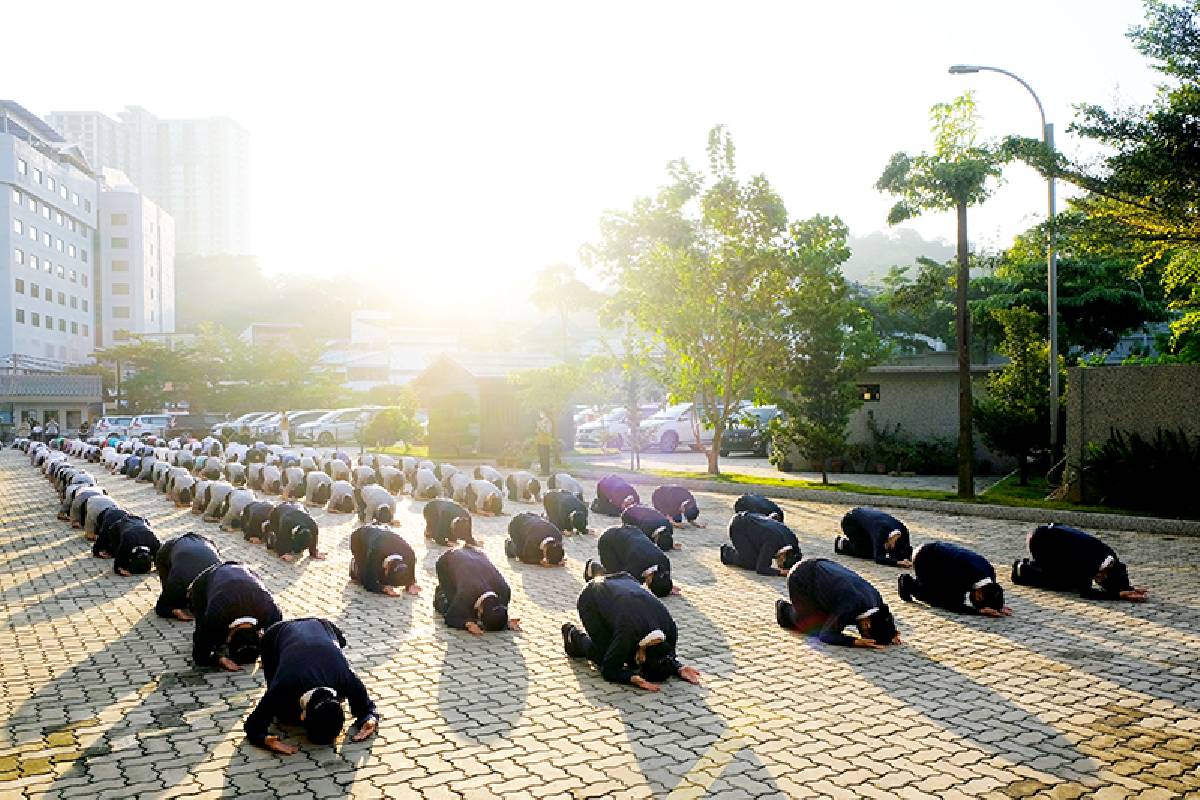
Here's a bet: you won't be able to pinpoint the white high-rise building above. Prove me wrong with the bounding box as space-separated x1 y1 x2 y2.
98 168 175 347
46 105 250 257
0 100 98 366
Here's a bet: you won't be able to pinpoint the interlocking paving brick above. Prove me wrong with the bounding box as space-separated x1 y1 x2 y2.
2 450 1200 798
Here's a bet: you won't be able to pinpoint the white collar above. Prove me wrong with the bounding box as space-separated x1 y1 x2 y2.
856 607 879 621
775 545 793 557
972 577 995 590
1099 555 1115 570
382 554 406 569
228 616 257 629
641 564 659 580
638 629 666 648
299 686 338 712
474 591 498 614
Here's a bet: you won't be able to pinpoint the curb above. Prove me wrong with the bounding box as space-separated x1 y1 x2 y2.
567 467 1200 536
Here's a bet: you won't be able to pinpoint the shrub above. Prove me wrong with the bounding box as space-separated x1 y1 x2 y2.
867 418 960 475
1082 427 1200 518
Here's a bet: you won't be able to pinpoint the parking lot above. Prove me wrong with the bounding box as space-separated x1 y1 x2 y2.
2 449 1199 799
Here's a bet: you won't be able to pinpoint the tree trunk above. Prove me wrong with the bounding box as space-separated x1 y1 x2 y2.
707 428 722 475
821 465 829 485
956 200 975 499
1018 450 1029 486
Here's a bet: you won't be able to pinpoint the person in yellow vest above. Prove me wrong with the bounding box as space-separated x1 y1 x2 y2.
536 411 554 477
279 410 290 447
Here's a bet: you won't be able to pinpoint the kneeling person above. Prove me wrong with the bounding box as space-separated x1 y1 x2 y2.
350 526 419 596
189 561 283 670
433 547 520 635
720 512 801 576
266 503 325 562
505 513 565 567
652 485 705 528
899 541 1011 616
244 618 379 754
836 507 913 567
1012 523 1148 601
423 499 477 546
155 532 222 620
586 525 675 597
776 558 901 648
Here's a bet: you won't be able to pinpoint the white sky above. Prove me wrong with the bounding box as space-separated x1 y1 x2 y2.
16 1 1160 311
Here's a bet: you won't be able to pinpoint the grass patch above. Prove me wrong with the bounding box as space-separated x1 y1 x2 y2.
644 468 1157 517
372 444 429 458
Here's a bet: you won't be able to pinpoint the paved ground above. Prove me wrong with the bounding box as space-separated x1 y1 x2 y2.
2 450 1199 800
567 451 1001 494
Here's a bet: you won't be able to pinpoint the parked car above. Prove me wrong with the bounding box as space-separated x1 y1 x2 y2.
94 415 134 439
720 405 781 457
168 412 232 440
574 405 659 450
214 411 273 439
251 409 331 440
129 413 172 439
639 403 718 453
295 406 384 446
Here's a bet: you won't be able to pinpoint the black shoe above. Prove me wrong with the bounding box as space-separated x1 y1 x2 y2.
775 599 796 629
562 623 579 657
504 539 516 559
719 544 734 566
833 536 847 555
897 574 915 603
432 586 448 615
583 559 597 582
1011 559 1023 585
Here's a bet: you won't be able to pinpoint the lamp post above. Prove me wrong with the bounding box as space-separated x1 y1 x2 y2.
949 64 1060 462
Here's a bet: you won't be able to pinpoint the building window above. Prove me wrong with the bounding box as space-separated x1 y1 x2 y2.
82 324 89 337
859 384 881 403
27 196 35 211
57 291 65 305
58 318 65 332
28 225 36 241
81 250 88 263
12 219 22 235
11 188 20 204
84 199 91 213
59 185 68 200
71 321 78 334
82 299 88 312
15 309 24 324
150 310 155 322
30 284 39 299
67 244 76 258
113 329 129 341
69 269 76 283
112 283 130 295
30 312 39 327
17 158 27 175
112 260 129 272
56 238 64 252
33 168 42 184
29 255 37 270
71 191 79 206
42 259 50 273
14 249 23 265
47 177 55 192
111 213 128 226
43 232 51 247
70 296 77 309
15 279 24 294
111 237 129 249
56 212 63 226
44 315 53 329
41 205 50 220
81 275 88 288
112 306 130 319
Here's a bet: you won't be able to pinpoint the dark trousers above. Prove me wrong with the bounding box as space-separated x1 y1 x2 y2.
1011 558 1075 591
566 590 611 666
777 594 831 636
903 575 961 609
834 536 870 559
538 445 551 477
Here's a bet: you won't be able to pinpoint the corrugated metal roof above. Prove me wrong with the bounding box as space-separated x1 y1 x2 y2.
0 374 102 398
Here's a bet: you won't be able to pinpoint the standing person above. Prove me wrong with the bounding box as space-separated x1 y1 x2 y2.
46 418 60 439
536 410 554 477
243 618 380 754
279 410 290 447
32 420 44 443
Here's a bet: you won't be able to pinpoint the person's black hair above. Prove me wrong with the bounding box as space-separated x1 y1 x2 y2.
640 642 675 682
228 627 261 664
291 526 313 553
375 506 393 524
568 509 586 533
479 596 509 632
683 501 699 522
383 558 408 587
647 570 673 598
780 548 802 571
543 540 565 565
313 484 330 505
304 692 345 745
1098 560 1132 594
974 581 1005 611
866 605 897 645
127 546 154 574
651 527 674 552
485 494 503 514
338 497 355 513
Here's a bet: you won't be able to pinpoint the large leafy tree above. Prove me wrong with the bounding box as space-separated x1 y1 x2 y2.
530 264 601 358
770 217 887 484
877 92 1007 498
974 307 1061 485
586 126 792 474
1006 0 1200 359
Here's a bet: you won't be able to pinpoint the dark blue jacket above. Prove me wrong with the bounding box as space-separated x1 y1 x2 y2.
508 513 563 565
243 618 377 748
424 500 473 545
1029 523 1124 597
912 541 996 613
576 573 680 685
155 533 222 617
188 562 282 667
620 505 674 551
728 512 799 576
597 525 670 581
592 474 639 516
841 507 912 565
544 490 588 534
733 494 783 522
651 485 699 523
350 526 415 593
787 558 883 646
435 547 510 630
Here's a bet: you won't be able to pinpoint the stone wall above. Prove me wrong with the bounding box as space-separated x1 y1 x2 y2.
1066 364 1200 500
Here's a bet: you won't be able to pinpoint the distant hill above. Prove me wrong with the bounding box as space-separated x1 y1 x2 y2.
842 229 955 286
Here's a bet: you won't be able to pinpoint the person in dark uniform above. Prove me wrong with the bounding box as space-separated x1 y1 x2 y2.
562 573 701 691
93 512 159 576
412 467 442 500
584 525 676 597
265 503 325 562
651 485 705 528
719 512 802 576
505 513 565 567
433 546 521 634
547 473 584 500
544 490 590 535
591 474 639 516
898 542 1011 616
305 471 333 507
1011 523 1148 601
243 617 379 754
154 532 222 620
423 499 477 546
620 504 678 551
188 562 283 670
464 479 504 515
835 507 913 567
349 526 419 596
776 558 901 648
734 494 784 521
505 471 542 503
241 501 276 545
326 480 356 513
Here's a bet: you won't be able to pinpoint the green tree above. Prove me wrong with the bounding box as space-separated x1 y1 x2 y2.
530 264 601 358
877 92 1007 498
974 308 1060 485
586 126 793 474
770 217 887 484
427 392 478 456
364 404 421 449
1004 0 1200 359
509 363 581 443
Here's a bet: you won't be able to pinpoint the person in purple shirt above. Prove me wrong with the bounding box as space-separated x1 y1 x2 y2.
591 474 640 517
651 485 705 528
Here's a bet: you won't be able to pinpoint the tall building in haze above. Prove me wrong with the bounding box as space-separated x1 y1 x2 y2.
47 106 249 257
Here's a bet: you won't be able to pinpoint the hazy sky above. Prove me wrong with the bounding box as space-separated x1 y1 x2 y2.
15 1 1159 310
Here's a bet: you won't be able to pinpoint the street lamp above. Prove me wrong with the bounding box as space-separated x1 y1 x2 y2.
949 64 1060 463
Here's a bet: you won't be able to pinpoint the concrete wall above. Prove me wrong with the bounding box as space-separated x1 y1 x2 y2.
1066 364 1200 499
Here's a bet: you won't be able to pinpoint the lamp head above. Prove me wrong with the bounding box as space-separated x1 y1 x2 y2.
949 64 981 74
